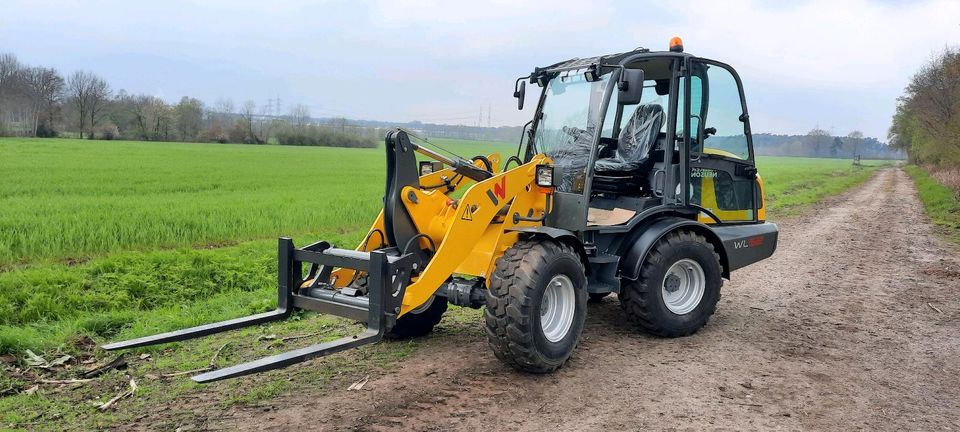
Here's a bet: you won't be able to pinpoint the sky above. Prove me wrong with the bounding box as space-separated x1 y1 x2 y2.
1 0 958 140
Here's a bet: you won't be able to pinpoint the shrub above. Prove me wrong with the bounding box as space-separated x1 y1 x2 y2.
275 124 377 148
35 122 58 138
228 118 263 144
95 122 120 140
198 123 228 143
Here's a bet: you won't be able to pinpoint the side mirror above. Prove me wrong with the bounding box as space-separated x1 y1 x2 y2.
617 68 644 105
514 80 526 110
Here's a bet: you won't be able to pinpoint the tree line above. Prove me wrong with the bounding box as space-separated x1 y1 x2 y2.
751 130 902 159
1 50 906 157
888 47 960 166
0 52 377 147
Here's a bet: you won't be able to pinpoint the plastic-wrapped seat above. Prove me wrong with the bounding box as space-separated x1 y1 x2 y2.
593 104 665 195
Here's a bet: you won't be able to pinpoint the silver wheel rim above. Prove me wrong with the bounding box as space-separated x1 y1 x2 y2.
661 258 705 315
409 295 434 314
540 274 576 343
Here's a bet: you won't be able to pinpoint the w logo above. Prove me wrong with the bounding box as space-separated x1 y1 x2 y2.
486 177 507 205
494 177 507 200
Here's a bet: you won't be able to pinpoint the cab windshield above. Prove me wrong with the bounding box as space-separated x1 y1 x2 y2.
532 71 611 193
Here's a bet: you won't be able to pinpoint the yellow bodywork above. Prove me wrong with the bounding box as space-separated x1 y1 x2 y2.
695 148 766 224
327 152 552 317
695 173 766 224
321 147 766 316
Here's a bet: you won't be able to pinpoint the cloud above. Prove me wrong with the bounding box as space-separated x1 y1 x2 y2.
1 0 956 138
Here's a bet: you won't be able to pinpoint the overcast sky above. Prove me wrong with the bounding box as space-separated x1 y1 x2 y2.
2 0 958 139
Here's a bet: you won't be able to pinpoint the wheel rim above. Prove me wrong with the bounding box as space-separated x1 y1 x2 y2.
540 274 576 343
409 295 434 314
661 258 705 315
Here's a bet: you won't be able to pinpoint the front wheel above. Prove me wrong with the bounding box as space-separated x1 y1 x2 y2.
386 296 447 339
620 230 722 337
484 239 587 373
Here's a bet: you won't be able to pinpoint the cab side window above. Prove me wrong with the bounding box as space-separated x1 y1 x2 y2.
687 61 756 223
700 64 749 160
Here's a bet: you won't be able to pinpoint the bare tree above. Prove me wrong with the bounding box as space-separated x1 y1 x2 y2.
213 97 234 123
66 71 93 138
24 67 64 136
129 94 153 139
804 128 832 157
151 100 173 140
846 130 864 158
0 53 23 133
174 96 204 141
67 71 111 139
87 75 111 138
240 100 263 143
290 103 310 128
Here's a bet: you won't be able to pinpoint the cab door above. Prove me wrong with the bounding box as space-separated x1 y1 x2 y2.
684 59 759 224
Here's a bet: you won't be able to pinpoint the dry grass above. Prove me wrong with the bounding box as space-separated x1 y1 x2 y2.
925 165 960 195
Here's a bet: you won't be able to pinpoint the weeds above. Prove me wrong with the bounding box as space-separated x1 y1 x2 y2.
904 165 960 242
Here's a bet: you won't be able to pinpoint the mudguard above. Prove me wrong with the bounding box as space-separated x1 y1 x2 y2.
509 226 581 244
710 222 779 272
508 226 588 268
620 217 730 280
620 217 779 281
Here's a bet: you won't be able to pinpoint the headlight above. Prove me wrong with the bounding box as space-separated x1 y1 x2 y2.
419 161 442 176
536 165 554 187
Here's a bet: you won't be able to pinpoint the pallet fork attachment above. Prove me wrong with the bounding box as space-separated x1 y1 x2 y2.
102 237 417 383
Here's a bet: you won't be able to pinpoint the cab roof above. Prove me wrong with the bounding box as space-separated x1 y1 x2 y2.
530 47 692 83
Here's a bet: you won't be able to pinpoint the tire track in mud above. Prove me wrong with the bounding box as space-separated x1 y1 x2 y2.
225 168 960 431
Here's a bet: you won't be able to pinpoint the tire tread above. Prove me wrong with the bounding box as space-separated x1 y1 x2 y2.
620 230 722 337
484 239 584 373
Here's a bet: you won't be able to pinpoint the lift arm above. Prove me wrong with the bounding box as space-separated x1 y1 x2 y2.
396 152 551 315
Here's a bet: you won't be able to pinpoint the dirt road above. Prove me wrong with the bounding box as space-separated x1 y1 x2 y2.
227 168 960 431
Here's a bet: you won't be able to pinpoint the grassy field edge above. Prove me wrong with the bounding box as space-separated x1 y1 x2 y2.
903 165 960 243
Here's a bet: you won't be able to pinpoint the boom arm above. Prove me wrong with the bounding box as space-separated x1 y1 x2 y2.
396 152 552 315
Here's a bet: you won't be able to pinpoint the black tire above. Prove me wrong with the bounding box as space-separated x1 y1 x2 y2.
484 239 587 373
386 296 447 339
588 292 611 303
620 230 722 337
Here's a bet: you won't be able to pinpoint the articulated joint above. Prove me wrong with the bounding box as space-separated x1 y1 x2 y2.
443 279 486 309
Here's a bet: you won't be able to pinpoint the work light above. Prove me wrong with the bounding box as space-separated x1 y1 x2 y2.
536 165 554 188
584 66 599 82
419 161 442 176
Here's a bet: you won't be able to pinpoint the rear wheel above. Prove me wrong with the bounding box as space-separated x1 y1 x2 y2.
484 239 587 373
620 230 722 337
386 295 447 339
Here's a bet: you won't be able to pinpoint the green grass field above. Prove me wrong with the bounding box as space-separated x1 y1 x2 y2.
0 137 888 429
757 156 887 215
1 138 873 267
0 137 514 267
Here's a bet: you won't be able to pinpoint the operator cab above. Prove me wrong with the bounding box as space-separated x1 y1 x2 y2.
592 56 673 197
516 38 763 231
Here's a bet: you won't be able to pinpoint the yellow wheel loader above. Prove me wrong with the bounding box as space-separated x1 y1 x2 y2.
104 38 778 382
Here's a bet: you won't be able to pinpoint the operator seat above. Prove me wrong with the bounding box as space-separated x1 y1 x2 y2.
592 104 665 195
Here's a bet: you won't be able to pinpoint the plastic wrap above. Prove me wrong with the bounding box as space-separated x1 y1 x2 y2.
595 104 664 173
532 70 609 192
545 125 595 192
